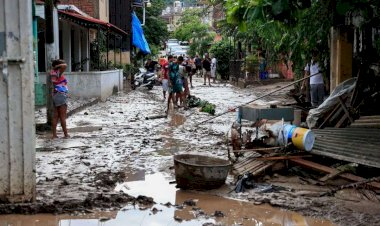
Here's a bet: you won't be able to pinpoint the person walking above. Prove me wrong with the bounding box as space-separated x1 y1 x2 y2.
179 56 190 108
303 50 325 107
50 59 69 139
189 56 195 88
194 55 202 77
160 56 171 100
202 53 212 86
211 56 217 83
167 56 184 115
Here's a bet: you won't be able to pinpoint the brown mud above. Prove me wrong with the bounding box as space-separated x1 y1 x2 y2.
1 78 379 226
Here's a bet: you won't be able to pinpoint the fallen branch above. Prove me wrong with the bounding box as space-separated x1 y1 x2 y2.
320 176 380 197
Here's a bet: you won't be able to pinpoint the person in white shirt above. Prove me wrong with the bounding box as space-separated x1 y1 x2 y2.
303 51 325 107
211 56 217 83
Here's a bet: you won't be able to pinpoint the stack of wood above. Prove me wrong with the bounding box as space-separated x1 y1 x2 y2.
318 66 380 129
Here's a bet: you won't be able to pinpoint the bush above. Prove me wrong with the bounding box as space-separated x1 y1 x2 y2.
209 40 235 80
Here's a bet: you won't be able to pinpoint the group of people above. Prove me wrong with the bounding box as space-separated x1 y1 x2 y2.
159 53 217 114
193 54 217 85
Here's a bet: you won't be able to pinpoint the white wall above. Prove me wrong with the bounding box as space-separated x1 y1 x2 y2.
39 70 123 101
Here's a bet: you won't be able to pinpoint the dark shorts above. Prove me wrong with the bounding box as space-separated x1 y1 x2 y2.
52 92 68 107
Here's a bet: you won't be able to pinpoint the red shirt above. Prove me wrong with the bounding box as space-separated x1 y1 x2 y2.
162 62 169 80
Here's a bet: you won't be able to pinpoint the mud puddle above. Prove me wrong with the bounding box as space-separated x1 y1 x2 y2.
158 113 189 156
0 173 333 225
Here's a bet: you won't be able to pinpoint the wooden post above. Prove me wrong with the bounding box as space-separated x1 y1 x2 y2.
45 0 56 126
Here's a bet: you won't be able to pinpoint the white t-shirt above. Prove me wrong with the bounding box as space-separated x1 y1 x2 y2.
304 61 324 85
179 65 187 78
211 58 217 69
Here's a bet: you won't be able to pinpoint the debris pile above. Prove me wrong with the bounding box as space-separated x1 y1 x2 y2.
187 95 216 115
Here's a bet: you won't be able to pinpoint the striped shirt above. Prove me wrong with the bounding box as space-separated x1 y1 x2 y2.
50 70 68 93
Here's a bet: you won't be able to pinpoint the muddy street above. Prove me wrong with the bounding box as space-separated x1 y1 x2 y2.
1 78 378 226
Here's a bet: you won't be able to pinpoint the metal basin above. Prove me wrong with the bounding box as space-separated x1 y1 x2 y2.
174 154 231 190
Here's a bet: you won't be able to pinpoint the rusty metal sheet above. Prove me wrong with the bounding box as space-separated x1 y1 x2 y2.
313 127 380 168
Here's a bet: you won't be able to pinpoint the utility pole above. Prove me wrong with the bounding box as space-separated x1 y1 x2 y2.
45 0 56 126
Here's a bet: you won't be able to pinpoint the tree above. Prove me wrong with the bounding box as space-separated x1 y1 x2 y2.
209 39 234 80
173 9 209 41
172 8 215 56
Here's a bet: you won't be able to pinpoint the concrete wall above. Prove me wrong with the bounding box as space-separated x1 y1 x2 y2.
107 51 131 64
0 0 36 202
39 70 123 101
99 0 109 22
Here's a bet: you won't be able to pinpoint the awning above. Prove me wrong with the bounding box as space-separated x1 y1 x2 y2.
58 10 128 36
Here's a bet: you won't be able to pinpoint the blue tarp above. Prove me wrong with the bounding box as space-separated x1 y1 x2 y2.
132 12 151 54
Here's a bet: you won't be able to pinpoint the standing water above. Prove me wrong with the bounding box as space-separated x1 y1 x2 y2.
0 172 334 226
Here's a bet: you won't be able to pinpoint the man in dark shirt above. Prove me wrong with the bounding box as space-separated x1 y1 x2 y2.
145 59 158 73
202 53 211 86
194 55 202 76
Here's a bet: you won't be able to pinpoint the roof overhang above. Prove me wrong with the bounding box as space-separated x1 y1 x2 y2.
58 10 128 37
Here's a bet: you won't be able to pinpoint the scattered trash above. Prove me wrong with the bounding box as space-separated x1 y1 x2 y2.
213 210 225 217
174 216 183 222
145 115 167 120
187 95 216 115
183 199 197 206
234 173 255 193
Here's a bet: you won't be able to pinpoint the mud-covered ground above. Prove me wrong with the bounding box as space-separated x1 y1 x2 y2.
2 78 379 226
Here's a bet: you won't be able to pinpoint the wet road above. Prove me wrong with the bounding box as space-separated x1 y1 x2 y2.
0 78 335 225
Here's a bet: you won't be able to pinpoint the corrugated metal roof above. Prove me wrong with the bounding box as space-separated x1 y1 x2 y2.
313 127 380 168
58 10 128 36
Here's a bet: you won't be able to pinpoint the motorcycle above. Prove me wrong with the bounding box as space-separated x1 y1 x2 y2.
131 68 158 90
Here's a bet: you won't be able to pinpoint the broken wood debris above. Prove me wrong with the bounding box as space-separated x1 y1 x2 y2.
320 176 380 197
290 158 380 190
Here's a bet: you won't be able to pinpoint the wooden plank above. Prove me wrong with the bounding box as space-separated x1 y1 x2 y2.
255 155 312 161
335 114 348 128
232 147 281 153
318 104 340 129
290 159 380 189
338 96 353 123
350 123 380 128
319 170 343 182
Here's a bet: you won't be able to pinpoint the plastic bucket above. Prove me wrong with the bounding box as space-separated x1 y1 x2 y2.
283 124 296 139
277 124 296 146
291 127 315 151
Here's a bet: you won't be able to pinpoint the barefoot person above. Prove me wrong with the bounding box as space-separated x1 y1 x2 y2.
166 56 184 114
202 53 212 86
50 59 69 139
161 56 171 100
211 55 217 83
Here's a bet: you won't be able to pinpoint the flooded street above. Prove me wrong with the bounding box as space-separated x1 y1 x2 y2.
3 77 371 225
0 172 332 226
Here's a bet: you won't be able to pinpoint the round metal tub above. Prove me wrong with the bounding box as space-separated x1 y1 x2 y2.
174 154 231 190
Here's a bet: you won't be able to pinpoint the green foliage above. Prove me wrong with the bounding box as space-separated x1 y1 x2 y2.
135 0 169 58
209 39 234 80
187 95 216 115
173 8 215 56
173 9 209 41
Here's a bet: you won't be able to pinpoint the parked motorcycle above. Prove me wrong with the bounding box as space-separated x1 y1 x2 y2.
131 68 158 90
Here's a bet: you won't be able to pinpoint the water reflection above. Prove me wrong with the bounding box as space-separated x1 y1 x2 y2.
0 172 333 226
